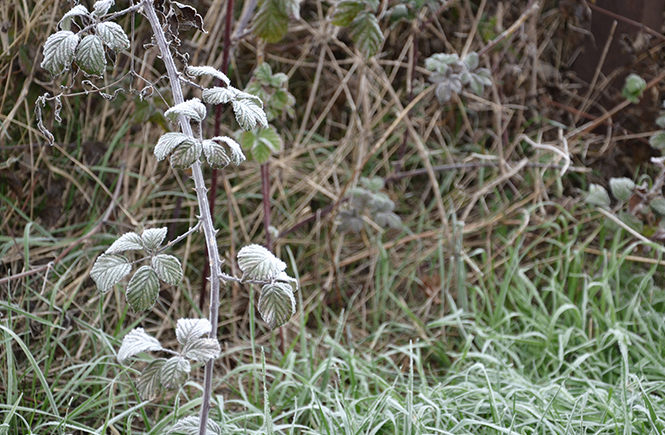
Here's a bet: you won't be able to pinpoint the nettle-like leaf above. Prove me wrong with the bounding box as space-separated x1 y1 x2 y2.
212 136 246 165
650 131 665 150
165 98 207 123
126 265 160 311
118 328 164 364
175 318 212 345
202 86 238 105
259 281 296 329
93 0 115 17
90 253 132 293
202 140 230 168
106 231 144 254
348 11 384 57
609 177 636 202
586 183 611 208
58 5 89 31
463 52 479 70
75 35 106 76
41 31 80 76
142 228 167 250
651 197 665 216
96 21 130 51
138 358 165 400
232 98 269 131
152 254 183 285
253 0 289 43
183 338 221 361
331 0 365 26
237 244 286 281
155 132 192 161
186 65 230 86
170 140 203 169
167 416 222 435
160 356 190 389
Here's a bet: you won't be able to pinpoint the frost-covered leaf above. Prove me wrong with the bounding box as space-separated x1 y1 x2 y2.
348 11 384 58
253 0 289 43
170 140 202 169
165 98 207 123
41 31 80 76
369 192 394 213
90 253 132 293
360 176 384 192
126 266 160 311
425 53 459 74
463 52 479 70
202 139 230 168
237 244 286 281
651 197 665 216
96 21 130 51
142 228 167 250
232 98 269 130
152 254 182 285
93 0 114 17
618 211 643 233
468 74 485 96
331 0 364 27
202 86 238 105
117 328 163 364
105 232 144 254
58 5 89 31
186 65 230 86
167 416 222 435
650 131 665 150
183 338 221 361
155 132 192 161
258 282 296 329
586 184 611 208
374 211 402 229
337 209 364 233
160 356 190 389
137 358 165 401
175 318 212 345
435 82 454 104
210 136 245 166
609 177 635 202
275 271 299 292
75 35 106 76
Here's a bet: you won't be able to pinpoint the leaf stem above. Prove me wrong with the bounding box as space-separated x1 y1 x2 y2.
141 2 221 433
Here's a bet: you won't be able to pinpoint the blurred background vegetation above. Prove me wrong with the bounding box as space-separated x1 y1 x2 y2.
2 0 665 433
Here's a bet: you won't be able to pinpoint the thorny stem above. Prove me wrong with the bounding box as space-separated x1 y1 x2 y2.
141 2 221 434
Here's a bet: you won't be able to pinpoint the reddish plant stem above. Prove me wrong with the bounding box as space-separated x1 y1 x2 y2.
201 0 236 310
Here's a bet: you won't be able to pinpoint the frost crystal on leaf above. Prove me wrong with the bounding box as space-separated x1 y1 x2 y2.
75 35 106 77
90 254 132 293
232 98 269 131
164 98 207 123
41 31 80 76
186 65 230 86
141 228 168 250
96 22 130 51
175 318 212 345
154 132 192 161
258 282 296 329
105 231 143 254
237 244 286 281
118 328 163 364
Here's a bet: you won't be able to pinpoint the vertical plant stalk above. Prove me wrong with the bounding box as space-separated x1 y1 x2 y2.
201 0 236 310
261 162 272 251
141 2 220 433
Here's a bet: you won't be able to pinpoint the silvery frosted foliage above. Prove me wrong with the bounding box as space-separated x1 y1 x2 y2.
426 52 492 104
609 178 636 203
40 0 130 77
237 245 299 329
166 416 222 435
90 228 183 311
338 176 402 233
118 319 220 400
585 184 611 208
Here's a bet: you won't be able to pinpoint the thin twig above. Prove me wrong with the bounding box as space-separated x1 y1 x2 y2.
588 2 665 43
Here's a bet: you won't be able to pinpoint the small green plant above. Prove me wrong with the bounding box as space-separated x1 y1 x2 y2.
425 52 493 104
37 0 298 433
622 73 647 104
585 157 665 237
